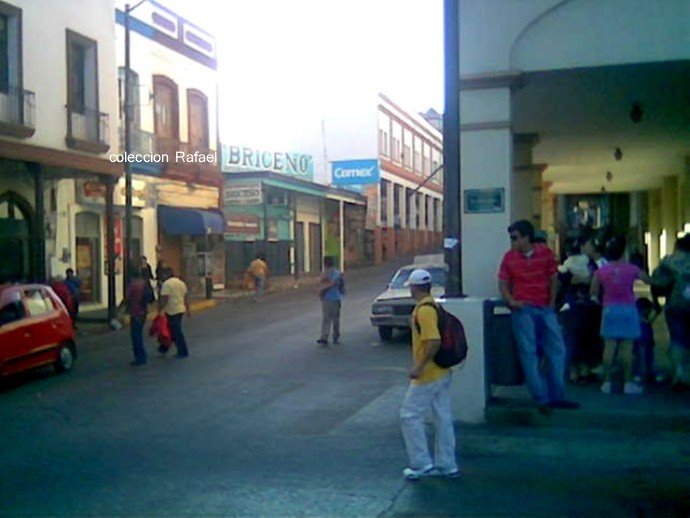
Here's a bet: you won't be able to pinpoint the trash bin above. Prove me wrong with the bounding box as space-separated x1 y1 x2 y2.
484 299 525 386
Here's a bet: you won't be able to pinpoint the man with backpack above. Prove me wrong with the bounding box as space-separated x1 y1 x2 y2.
317 256 343 346
400 268 459 481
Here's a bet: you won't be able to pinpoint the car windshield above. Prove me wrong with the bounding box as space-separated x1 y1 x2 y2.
390 267 446 289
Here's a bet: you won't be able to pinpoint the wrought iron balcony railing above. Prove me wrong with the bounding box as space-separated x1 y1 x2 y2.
66 105 110 153
0 86 35 137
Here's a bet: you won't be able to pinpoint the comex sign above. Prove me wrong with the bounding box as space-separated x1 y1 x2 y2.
331 159 380 187
222 144 314 181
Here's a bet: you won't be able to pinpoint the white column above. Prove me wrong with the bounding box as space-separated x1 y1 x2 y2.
461 86 512 297
399 183 407 229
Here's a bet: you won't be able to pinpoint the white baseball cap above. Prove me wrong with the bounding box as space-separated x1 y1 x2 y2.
406 268 432 286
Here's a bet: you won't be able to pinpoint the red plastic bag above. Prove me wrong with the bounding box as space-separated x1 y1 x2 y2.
149 314 172 350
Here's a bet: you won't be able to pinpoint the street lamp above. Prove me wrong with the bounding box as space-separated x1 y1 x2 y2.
123 0 147 295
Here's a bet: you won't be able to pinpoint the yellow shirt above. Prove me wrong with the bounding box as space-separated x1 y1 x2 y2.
248 258 268 277
161 277 188 315
411 295 449 385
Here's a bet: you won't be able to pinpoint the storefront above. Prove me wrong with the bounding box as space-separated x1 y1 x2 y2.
221 170 366 287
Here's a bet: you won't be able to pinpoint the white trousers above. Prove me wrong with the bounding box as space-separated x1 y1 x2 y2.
400 373 458 471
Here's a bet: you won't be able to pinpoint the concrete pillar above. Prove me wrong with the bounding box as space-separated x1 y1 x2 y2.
512 133 542 226
648 189 661 271
460 86 513 297
661 176 679 256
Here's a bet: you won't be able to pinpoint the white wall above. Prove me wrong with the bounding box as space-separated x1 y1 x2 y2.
12 0 118 154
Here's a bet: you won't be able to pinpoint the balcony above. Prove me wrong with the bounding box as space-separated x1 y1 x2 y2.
0 87 36 138
154 135 220 185
66 105 110 153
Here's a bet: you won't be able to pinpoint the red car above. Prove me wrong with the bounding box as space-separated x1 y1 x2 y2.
0 283 77 377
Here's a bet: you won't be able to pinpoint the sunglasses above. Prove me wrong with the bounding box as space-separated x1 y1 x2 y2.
509 234 521 241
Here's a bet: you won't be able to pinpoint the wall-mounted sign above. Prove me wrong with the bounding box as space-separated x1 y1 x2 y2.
76 179 147 207
331 159 380 186
223 182 262 206
464 188 505 214
226 213 260 234
221 144 314 181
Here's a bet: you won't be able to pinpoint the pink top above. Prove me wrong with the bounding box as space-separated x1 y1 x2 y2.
595 262 640 306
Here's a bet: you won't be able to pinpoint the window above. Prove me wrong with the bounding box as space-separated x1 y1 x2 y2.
66 30 106 150
378 128 389 156
0 291 25 326
187 89 209 149
24 289 52 317
0 2 20 94
67 31 97 113
380 179 389 226
118 67 140 127
393 184 401 228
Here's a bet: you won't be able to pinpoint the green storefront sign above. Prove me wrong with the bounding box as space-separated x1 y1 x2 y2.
222 145 314 181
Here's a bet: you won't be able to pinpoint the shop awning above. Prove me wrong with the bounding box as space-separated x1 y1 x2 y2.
158 205 225 236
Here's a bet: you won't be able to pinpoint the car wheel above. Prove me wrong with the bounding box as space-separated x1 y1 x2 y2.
378 326 393 341
54 341 77 373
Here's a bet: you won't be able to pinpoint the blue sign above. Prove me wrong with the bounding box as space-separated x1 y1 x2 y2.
331 159 380 186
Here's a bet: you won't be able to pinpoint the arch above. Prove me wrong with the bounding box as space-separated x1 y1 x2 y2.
510 0 690 72
0 190 34 283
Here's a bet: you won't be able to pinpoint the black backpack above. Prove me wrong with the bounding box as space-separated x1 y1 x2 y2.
415 302 468 368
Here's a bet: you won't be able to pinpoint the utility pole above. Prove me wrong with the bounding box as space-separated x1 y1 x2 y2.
443 0 462 297
123 1 146 296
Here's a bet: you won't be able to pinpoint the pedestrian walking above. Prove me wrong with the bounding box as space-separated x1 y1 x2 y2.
155 259 167 298
652 233 690 390
64 268 82 324
498 220 580 413
317 256 343 346
49 275 75 322
158 268 190 358
247 251 268 301
125 266 154 366
399 268 459 481
140 256 156 302
590 236 651 395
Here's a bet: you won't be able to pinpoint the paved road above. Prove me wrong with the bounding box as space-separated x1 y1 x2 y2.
2 260 690 516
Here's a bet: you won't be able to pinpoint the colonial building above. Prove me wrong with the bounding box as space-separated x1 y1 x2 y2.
0 0 121 308
455 0 690 297
115 0 224 296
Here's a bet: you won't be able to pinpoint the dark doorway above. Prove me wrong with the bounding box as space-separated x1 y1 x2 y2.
295 222 305 273
0 191 33 283
309 222 322 273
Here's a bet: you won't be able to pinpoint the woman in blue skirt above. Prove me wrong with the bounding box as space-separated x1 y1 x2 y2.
590 236 651 394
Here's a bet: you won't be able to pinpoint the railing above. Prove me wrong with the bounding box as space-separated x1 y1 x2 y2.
66 105 109 151
0 86 35 135
119 125 157 155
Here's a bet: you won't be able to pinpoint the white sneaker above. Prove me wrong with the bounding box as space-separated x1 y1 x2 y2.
624 382 643 395
403 464 434 481
430 467 461 479
601 381 612 394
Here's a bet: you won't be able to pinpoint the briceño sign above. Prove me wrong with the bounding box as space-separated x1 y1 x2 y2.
222 144 314 181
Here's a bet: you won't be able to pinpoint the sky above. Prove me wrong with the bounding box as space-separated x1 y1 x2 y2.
158 0 444 153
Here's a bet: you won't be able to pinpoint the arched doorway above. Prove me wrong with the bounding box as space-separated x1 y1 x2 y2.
0 191 34 283
75 211 101 302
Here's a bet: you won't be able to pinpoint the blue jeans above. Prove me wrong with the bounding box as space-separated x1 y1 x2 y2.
511 305 566 405
167 313 189 357
130 314 147 364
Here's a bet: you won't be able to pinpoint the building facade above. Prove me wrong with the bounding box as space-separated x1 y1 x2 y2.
221 145 366 287
115 0 224 296
0 0 121 308
370 94 443 264
455 0 690 297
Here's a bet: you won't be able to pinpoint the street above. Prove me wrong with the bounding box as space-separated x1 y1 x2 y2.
2 261 690 516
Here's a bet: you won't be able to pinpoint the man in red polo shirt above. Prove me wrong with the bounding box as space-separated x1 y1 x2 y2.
498 220 579 413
